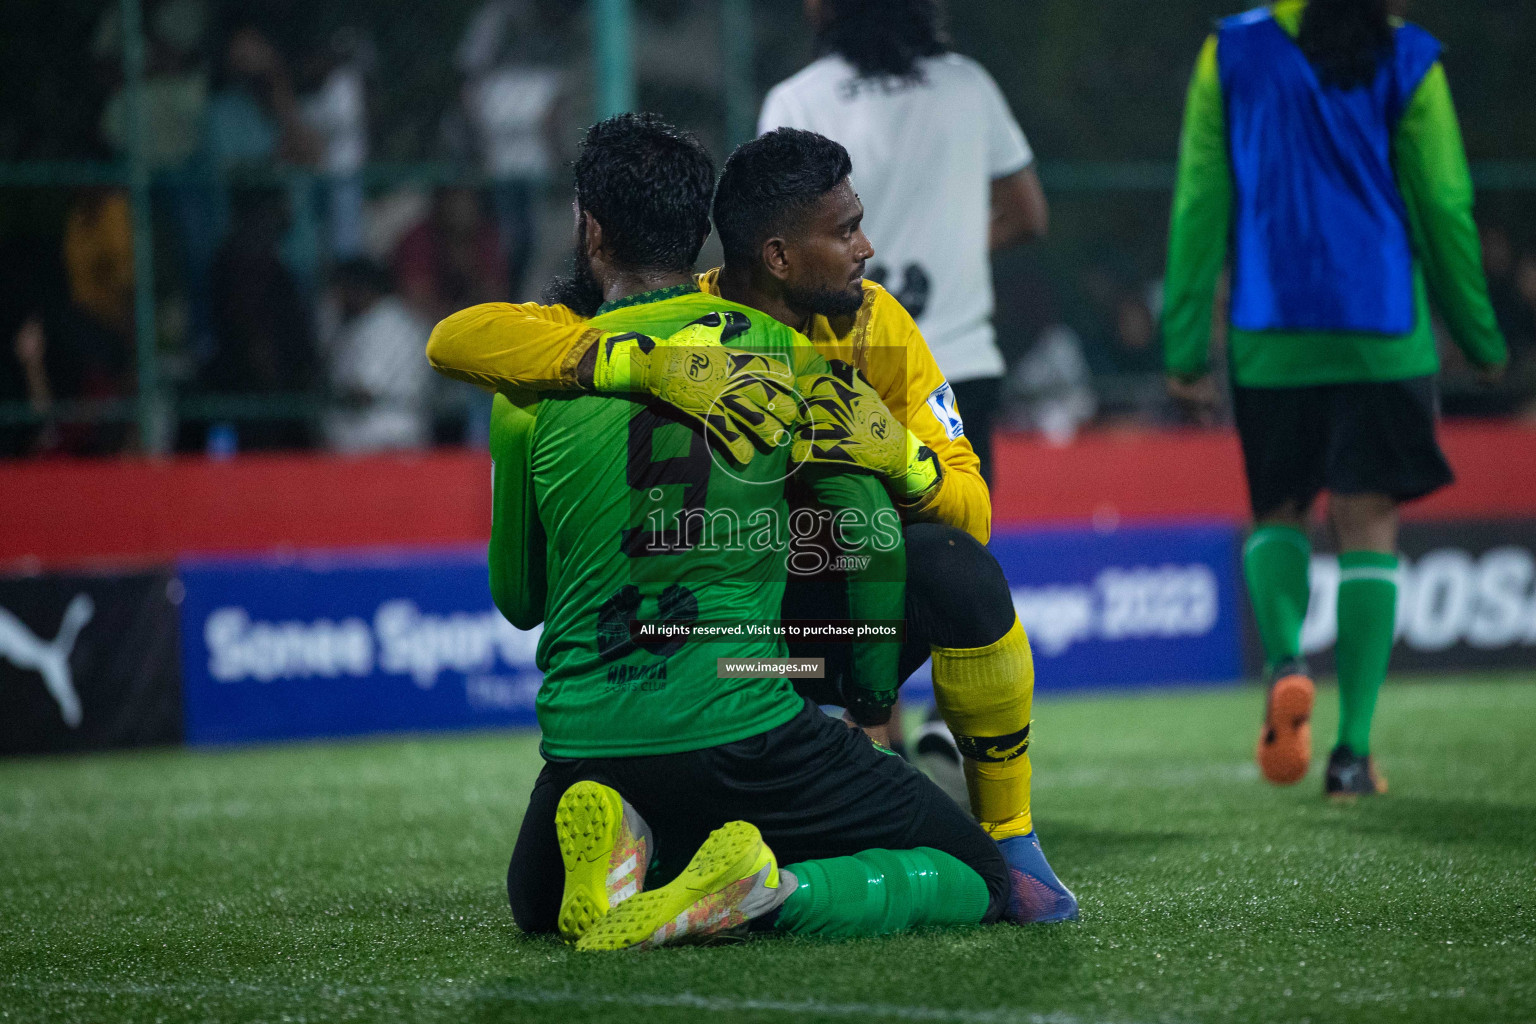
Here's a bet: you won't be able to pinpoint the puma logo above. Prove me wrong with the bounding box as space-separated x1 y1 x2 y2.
0 593 93 728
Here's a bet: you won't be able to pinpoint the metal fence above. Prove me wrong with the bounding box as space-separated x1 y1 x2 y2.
2 0 1533 456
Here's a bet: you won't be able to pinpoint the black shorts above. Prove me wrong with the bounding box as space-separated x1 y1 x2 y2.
507 698 1007 932
1232 376 1454 519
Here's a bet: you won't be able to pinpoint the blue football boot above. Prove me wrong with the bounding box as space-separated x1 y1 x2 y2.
997 831 1079 923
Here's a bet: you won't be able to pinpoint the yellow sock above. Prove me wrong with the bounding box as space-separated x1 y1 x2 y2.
931 617 1035 839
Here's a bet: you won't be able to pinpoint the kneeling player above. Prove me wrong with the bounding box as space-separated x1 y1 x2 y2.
432 128 1076 924
493 115 1010 948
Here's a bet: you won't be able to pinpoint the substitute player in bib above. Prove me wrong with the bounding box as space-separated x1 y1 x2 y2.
495 113 1015 950
431 129 1077 924
758 0 1048 483
1163 0 1506 796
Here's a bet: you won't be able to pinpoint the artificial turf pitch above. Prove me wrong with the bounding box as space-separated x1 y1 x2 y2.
3 677 1534 1024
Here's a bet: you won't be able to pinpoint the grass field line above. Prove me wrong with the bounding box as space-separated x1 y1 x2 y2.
2 979 1143 1024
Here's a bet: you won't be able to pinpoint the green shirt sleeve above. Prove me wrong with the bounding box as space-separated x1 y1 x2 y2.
796 469 905 725
488 391 548 631
1394 62 1508 369
1162 34 1230 379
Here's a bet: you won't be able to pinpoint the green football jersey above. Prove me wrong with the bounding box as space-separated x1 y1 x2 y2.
515 285 838 757
1163 4 1505 386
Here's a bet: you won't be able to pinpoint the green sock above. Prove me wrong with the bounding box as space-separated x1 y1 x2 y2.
1335 551 1399 756
1243 525 1312 669
773 847 989 938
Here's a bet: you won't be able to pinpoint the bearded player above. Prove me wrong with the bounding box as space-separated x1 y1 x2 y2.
430 127 1076 923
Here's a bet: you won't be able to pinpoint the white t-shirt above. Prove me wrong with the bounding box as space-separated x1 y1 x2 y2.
324 296 433 454
468 66 561 180
301 66 368 176
759 53 1033 383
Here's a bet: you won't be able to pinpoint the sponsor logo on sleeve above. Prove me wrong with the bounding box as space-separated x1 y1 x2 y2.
927 382 965 440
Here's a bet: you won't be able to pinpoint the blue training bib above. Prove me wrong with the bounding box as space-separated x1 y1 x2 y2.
1217 8 1441 336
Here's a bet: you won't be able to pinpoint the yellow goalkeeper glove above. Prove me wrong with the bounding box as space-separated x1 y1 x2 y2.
791 360 942 503
591 311 802 465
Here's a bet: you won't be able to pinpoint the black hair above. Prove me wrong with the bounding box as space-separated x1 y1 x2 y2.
713 128 853 269
817 0 949 82
573 113 715 273
1298 0 1393 90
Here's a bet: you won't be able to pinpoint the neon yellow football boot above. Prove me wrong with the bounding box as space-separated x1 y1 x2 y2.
576 820 788 951
553 781 652 943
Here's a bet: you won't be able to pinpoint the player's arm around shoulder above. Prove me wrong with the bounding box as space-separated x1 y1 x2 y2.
858 284 992 544
426 301 600 394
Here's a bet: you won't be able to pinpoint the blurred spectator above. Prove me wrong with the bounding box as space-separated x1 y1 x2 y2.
98 0 210 171
1505 254 1536 414
454 0 565 299
6 308 133 457
392 186 506 323
1 190 139 457
10 316 57 454
205 25 326 295
1480 225 1525 340
192 187 318 451
64 188 134 338
1445 227 1536 416
1108 290 1161 375
56 189 136 453
206 25 319 169
97 0 216 358
322 258 432 454
1072 270 1177 424
1101 285 1175 424
0 234 51 457
1485 228 1536 370
1516 256 1536 333
1005 324 1096 443
299 28 374 260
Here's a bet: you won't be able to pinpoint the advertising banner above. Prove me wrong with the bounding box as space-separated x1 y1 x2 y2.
1277 520 1536 675
901 522 1246 696
178 549 543 745
0 571 182 755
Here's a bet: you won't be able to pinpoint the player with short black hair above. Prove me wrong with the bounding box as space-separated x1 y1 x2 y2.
488 114 1012 951
1164 0 1507 796
712 127 858 323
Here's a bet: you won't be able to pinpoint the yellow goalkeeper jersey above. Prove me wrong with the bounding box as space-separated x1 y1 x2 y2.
427 270 992 542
